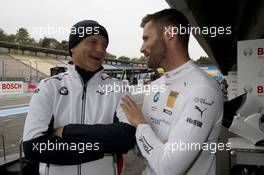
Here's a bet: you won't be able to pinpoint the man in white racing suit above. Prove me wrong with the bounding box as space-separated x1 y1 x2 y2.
23 20 136 175
121 9 223 175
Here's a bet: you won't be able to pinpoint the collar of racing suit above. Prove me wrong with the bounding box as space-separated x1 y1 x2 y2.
75 65 103 85
67 60 104 85
163 60 196 82
67 64 106 86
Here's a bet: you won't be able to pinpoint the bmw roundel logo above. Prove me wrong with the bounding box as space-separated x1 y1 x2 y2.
243 48 253 57
243 85 253 94
59 86 68 95
153 92 160 102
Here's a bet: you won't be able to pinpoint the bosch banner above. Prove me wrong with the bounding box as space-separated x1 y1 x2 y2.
0 81 24 95
237 39 264 116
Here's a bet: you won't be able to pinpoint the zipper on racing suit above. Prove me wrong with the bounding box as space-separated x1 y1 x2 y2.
78 73 117 175
81 84 87 124
78 79 88 175
45 163 50 175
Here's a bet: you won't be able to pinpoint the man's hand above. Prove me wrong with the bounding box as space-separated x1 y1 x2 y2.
53 128 63 137
121 95 146 127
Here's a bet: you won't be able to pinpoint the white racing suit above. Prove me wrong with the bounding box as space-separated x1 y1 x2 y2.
23 64 136 175
136 60 223 175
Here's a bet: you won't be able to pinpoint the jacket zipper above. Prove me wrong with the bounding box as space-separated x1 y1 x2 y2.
79 79 88 175
81 84 87 124
46 163 49 175
77 165 81 175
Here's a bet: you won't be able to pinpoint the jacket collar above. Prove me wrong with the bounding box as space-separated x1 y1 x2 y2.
163 60 196 81
67 64 105 85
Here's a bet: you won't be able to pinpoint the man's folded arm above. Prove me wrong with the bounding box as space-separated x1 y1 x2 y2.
23 133 104 165
62 122 136 153
23 117 136 165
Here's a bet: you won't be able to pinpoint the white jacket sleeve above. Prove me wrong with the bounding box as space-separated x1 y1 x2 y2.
23 80 54 141
114 82 131 124
135 85 222 175
115 96 130 124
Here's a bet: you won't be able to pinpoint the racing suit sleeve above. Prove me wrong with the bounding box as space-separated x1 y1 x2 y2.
135 85 223 175
23 80 104 165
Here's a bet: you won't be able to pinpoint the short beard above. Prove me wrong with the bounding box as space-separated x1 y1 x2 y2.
147 37 166 69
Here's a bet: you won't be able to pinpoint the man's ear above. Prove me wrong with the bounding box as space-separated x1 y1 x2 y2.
163 25 175 41
70 48 75 55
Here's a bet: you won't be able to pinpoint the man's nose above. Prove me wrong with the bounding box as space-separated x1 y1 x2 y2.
140 44 145 54
95 43 106 54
